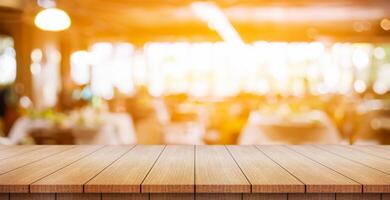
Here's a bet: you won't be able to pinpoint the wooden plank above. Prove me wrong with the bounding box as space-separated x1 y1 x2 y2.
243 194 287 200
0 194 8 200
377 145 390 151
142 145 193 193
288 194 335 200
56 193 100 200
256 146 361 193
288 145 390 193
383 194 390 200
336 194 380 200
227 145 304 193
102 194 149 200
348 146 390 160
9 194 55 200
150 194 193 200
195 145 250 193
0 146 103 193
0 146 43 160
196 194 241 200
0 146 10 151
317 145 390 174
86 145 164 193
31 146 132 193
0 146 73 175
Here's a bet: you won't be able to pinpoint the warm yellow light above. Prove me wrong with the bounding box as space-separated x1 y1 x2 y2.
34 8 71 31
380 18 390 31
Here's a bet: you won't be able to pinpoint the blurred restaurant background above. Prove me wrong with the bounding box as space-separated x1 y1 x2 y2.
0 0 389 145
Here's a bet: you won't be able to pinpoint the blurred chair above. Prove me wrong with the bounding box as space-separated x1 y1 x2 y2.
352 100 390 144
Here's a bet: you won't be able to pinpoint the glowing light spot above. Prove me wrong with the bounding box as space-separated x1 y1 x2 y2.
380 18 390 31
374 47 385 60
354 80 367 93
35 8 71 31
352 48 370 69
30 63 42 75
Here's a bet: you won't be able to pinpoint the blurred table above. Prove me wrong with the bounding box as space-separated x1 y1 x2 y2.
7 113 136 145
239 110 341 144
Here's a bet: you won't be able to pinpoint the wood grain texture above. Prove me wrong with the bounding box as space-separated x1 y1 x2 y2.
336 194 380 200
348 146 390 160
0 146 11 151
86 145 164 193
195 145 250 193
377 145 390 150
0 146 72 175
9 194 55 200
243 194 287 200
150 194 194 200
0 146 43 160
102 194 149 200
56 193 100 200
317 145 390 174
0 145 388 196
227 145 304 193
383 194 390 200
196 193 241 200
288 145 390 193
288 193 335 200
0 194 8 200
142 145 194 193
31 146 132 193
257 146 361 193
0 146 103 193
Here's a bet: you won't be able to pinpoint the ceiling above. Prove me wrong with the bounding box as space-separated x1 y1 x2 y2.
6 0 390 44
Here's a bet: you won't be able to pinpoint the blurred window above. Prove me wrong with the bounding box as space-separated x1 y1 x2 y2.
70 42 390 98
0 35 16 85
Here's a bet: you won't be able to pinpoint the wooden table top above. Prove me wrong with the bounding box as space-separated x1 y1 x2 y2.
0 145 389 194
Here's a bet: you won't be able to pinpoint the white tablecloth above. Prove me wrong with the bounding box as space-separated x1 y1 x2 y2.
8 113 136 145
239 111 341 145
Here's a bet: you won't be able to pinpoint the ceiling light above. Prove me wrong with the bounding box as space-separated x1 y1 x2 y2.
191 2 243 45
34 8 71 31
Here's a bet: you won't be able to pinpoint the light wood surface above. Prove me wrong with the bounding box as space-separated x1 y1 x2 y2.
142 145 194 193
288 145 390 193
195 145 250 193
0 146 72 175
0 146 43 160
0 146 103 193
256 145 361 193
31 146 132 193
0 146 10 151
86 145 164 193
347 146 390 160
376 145 390 150
317 145 390 174
0 145 387 199
227 145 304 193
